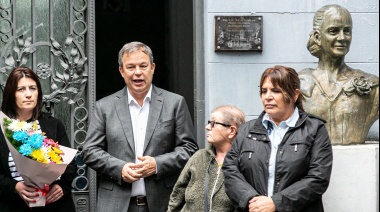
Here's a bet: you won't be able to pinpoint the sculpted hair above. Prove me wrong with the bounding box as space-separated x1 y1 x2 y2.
307 4 352 58
1 67 43 120
260 65 304 111
118 41 154 67
212 105 246 128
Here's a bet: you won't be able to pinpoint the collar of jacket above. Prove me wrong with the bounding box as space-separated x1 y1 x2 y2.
249 109 321 135
118 85 162 99
206 143 216 158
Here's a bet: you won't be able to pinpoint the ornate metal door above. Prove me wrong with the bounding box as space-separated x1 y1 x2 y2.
0 1 96 211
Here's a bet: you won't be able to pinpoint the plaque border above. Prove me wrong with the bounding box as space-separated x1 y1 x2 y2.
214 15 263 52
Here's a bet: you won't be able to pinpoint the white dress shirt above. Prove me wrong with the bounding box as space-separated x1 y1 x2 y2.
128 87 152 197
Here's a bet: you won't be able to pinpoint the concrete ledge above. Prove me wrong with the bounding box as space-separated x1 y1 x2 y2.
323 144 379 212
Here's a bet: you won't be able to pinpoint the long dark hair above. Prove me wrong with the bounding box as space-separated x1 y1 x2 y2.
259 65 304 111
1 67 43 120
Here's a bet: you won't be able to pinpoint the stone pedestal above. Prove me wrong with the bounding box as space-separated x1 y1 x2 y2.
323 144 379 212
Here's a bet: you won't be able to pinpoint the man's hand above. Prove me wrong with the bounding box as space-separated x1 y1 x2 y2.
122 162 143 183
130 156 157 178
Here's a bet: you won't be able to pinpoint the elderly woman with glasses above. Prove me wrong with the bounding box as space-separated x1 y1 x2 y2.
167 105 245 212
223 66 333 212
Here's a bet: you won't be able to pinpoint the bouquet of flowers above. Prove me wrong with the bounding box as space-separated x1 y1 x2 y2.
0 111 77 207
3 118 65 164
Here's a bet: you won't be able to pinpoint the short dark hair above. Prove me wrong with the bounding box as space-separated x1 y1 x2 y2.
259 65 304 111
1 67 43 120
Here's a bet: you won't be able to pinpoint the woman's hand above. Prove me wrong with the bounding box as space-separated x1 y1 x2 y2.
46 184 64 204
15 181 39 203
248 196 276 212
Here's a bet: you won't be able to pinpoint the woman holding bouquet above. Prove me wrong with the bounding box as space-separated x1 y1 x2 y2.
0 67 76 211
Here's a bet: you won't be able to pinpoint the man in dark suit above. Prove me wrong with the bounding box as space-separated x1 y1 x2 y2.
81 41 198 212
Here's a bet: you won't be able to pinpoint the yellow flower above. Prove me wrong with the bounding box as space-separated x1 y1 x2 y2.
48 149 62 164
32 121 39 131
52 146 63 154
30 149 49 163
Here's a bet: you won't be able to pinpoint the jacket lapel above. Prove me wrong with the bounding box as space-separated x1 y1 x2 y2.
144 86 163 153
115 88 135 153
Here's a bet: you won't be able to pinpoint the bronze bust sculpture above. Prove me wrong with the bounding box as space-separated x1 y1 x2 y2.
299 4 379 145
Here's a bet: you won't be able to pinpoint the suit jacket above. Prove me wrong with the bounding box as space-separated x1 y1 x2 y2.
0 113 76 212
81 85 198 212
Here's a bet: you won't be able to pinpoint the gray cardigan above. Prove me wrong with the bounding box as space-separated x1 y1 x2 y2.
167 144 236 212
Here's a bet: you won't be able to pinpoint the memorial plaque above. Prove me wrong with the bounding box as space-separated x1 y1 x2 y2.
214 16 263 51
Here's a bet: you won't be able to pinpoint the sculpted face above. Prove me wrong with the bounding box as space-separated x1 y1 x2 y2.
319 7 352 58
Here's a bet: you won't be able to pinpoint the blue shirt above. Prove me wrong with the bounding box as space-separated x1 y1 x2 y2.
262 107 299 196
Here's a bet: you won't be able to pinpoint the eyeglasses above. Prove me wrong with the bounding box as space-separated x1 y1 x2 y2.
207 120 231 128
